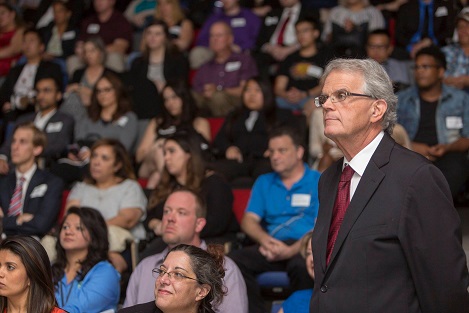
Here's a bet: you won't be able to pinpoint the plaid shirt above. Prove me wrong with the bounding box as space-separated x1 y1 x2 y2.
442 43 469 77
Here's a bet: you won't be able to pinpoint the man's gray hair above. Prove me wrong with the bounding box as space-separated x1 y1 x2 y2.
320 58 397 134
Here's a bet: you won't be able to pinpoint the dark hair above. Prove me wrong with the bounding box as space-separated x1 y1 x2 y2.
52 207 109 286
295 16 318 30
84 138 136 184
415 45 447 70
0 2 24 27
149 132 205 208
83 36 107 65
23 27 45 45
14 121 47 149
88 72 132 122
52 0 73 11
142 19 173 59
159 80 199 130
367 29 391 43
35 74 63 93
165 244 227 313
0 236 57 313
268 125 304 148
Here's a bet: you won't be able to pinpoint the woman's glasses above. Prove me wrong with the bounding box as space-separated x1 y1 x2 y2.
152 268 199 283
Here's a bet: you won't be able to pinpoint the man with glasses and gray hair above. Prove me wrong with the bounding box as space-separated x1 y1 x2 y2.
311 57 469 313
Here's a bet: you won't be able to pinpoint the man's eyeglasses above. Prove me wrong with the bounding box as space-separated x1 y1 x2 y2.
152 268 199 283
314 89 376 108
412 64 440 71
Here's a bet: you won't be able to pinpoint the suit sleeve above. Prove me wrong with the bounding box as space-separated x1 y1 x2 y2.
399 164 469 312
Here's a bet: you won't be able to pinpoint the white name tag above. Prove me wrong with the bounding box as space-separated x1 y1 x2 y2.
30 184 48 198
265 16 279 26
62 30 76 40
116 116 129 127
307 65 323 78
446 116 463 129
225 61 241 72
435 6 448 17
291 194 311 207
87 23 100 34
231 18 246 28
169 25 181 36
46 122 63 133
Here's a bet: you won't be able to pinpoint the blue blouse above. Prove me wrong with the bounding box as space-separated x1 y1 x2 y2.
282 289 313 313
55 261 120 313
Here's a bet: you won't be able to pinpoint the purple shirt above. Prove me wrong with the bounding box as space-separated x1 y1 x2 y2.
196 8 261 50
193 52 258 93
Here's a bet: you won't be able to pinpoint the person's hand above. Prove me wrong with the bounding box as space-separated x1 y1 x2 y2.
428 144 448 158
443 76 468 90
411 142 436 161
226 146 243 162
267 240 295 261
270 46 290 62
67 152 80 161
78 147 91 161
148 218 163 236
2 102 12 113
259 236 284 261
410 38 432 59
132 12 148 28
16 213 34 225
203 84 217 99
344 19 355 33
231 44 241 53
0 159 9 175
108 251 128 273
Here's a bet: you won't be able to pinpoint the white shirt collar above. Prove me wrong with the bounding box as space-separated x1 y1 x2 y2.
15 163 37 183
344 131 385 176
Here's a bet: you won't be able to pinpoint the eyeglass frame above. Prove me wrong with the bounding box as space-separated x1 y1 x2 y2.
411 64 441 71
314 89 376 108
152 267 200 283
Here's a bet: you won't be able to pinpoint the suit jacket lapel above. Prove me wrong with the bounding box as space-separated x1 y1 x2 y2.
326 134 394 269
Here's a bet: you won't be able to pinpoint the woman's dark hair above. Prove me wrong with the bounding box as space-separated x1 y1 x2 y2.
165 244 227 313
142 19 176 58
149 132 205 208
158 80 199 130
223 77 277 141
52 206 109 286
84 138 137 184
0 3 24 28
0 236 57 313
88 72 132 122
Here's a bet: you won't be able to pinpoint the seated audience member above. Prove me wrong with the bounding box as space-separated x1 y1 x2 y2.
124 0 157 31
141 133 239 258
39 0 78 65
395 0 457 59
33 0 85 30
148 0 194 52
190 0 261 69
366 29 412 92
241 0 282 17
0 76 74 174
442 7 469 92
212 77 298 184
61 37 115 125
136 81 210 189
122 243 230 313
228 126 320 313
125 20 189 142
0 28 62 124
277 231 314 313
254 0 316 79
67 0 133 75
370 0 408 25
123 189 248 313
0 3 24 84
322 0 385 58
274 17 330 113
0 123 64 238
397 46 469 198
193 21 258 117
53 206 120 313
0 236 68 313
65 139 147 271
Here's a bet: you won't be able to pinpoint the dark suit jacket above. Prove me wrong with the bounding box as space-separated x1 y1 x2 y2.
311 133 469 313
118 301 162 313
0 110 75 163
1 168 64 237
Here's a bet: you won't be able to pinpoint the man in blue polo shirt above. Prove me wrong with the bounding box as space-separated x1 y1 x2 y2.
228 126 320 313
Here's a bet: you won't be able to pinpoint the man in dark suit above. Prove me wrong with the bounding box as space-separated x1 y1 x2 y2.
310 58 469 312
0 76 74 174
0 122 64 237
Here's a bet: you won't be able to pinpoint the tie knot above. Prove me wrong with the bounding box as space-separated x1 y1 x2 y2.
340 165 354 182
18 176 25 183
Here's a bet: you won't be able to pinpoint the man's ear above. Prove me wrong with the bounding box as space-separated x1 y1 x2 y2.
33 145 43 157
195 218 206 233
371 99 387 123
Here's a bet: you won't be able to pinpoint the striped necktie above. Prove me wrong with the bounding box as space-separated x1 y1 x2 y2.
7 176 25 217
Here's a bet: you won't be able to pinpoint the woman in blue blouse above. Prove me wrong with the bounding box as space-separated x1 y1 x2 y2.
52 206 120 313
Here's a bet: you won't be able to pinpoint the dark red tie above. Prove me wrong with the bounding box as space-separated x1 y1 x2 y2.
276 12 291 45
326 165 355 265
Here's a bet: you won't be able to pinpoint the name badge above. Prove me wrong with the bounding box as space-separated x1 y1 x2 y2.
291 194 311 207
225 61 241 72
46 122 63 133
116 116 129 127
307 65 323 78
62 30 76 40
169 25 181 36
265 16 279 26
30 184 48 198
87 23 100 34
435 6 448 17
231 18 246 28
445 116 463 129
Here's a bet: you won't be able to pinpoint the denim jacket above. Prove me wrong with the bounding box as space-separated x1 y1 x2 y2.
396 84 469 144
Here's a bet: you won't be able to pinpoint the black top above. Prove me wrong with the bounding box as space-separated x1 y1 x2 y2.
118 301 162 313
414 97 438 146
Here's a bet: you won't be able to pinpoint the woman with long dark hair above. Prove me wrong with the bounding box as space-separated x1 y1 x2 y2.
52 207 120 313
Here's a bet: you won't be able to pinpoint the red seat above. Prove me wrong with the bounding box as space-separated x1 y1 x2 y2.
207 117 225 143
232 188 251 223
58 190 70 223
